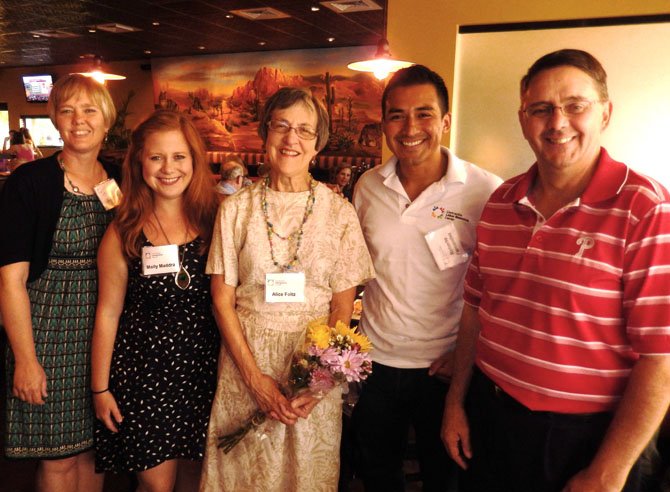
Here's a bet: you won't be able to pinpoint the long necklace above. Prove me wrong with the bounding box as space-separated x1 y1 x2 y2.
152 210 191 290
261 176 316 271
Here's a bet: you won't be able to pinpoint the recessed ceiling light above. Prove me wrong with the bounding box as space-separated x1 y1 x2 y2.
225 14 234 19
198 46 206 50
311 6 320 11
328 37 335 42
32 34 40 38
152 21 160 26
258 41 266 46
88 28 96 33
144 50 152 55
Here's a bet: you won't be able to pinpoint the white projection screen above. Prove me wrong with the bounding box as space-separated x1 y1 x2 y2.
452 18 670 185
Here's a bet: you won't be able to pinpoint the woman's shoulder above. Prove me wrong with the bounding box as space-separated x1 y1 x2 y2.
7 154 60 184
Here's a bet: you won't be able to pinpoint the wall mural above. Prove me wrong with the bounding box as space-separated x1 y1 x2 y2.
151 46 383 159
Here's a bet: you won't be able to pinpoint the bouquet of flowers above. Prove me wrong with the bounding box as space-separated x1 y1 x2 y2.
217 318 373 454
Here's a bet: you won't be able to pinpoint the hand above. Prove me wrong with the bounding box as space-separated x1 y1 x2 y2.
442 403 472 470
561 466 627 492
429 351 454 383
250 374 299 425
12 359 47 405
290 392 321 419
93 392 124 433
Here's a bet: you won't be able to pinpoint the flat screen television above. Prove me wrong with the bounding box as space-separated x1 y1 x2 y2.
22 74 53 103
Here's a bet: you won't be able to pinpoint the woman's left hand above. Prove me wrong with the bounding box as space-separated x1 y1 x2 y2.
289 392 321 419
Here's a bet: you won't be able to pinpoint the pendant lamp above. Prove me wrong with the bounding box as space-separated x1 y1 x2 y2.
347 9 412 80
347 37 413 80
75 56 126 84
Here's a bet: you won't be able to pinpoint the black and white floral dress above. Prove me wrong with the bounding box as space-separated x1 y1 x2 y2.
95 238 219 473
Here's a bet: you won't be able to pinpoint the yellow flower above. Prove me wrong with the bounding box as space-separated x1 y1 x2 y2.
307 323 331 349
350 329 373 352
335 320 357 340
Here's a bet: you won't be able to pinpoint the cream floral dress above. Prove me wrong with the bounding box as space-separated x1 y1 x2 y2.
200 180 374 492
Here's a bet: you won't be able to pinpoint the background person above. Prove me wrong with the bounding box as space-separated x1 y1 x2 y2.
0 73 118 492
7 130 35 172
199 87 374 491
215 156 246 196
328 163 353 201
442 49 670 492
351 64 502 492
20 127 44 159
92 110 219 492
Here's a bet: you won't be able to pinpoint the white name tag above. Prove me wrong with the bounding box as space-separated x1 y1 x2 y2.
141 244 180 276
265 272 306 303
425 222 470 271
93 178 122 210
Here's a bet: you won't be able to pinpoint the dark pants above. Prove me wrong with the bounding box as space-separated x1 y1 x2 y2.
351 362 458 492
461 367 642 492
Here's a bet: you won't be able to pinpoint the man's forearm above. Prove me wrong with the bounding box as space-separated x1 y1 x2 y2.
446 303 481 407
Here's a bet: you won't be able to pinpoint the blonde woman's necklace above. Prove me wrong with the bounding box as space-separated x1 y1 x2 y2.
152 210 191 290
58 156 85 195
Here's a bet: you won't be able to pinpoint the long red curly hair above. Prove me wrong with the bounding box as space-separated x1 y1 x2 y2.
115 110 218 259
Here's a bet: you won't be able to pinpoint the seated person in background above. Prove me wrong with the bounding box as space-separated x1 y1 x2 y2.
215 156 246 196
328 163 353 201
8 131 36 172
20 128 43 159
2 129 17 152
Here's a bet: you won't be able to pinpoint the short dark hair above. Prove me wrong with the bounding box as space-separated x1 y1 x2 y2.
258 87 330 152
520 49 609 101
382 65 449 117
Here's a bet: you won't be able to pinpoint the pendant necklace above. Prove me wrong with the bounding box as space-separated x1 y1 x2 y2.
152 210 191 290
58 156 85 195
261 176 316 271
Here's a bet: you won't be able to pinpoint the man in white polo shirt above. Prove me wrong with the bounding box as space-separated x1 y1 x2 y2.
352 64 501 491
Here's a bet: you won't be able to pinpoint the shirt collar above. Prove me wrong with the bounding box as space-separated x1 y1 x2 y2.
377 146 467 187
503 147 628 204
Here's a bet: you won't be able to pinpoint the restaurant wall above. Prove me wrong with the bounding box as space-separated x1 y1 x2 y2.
385 0 670 162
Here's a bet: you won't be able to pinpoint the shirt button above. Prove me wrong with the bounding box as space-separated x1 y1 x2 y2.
405 203 410 208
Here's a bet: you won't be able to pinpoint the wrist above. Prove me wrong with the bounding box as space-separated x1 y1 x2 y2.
91 388 109 395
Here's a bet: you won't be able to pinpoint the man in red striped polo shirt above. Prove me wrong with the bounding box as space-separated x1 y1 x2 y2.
442 49 670 492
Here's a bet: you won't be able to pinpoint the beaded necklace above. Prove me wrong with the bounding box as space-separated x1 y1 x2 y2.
261 176 316 271
58 156 87 195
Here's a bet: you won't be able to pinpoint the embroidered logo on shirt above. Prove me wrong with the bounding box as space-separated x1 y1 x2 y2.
431 206 469 222
575 236 595 258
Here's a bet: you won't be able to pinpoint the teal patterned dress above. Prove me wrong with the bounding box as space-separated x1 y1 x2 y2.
5 191 113 458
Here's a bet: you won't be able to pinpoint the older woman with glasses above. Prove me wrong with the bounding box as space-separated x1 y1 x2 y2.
199 87 374 491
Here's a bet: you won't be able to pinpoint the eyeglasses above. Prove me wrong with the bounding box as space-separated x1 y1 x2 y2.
267 120 318 140
523 100 603 119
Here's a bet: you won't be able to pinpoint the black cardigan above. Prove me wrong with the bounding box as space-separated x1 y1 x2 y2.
0 152 121 282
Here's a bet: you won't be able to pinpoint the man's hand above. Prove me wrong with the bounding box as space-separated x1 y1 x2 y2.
428 351 454 383
442 402 472 469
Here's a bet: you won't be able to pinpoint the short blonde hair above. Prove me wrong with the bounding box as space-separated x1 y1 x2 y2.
47 74 117 129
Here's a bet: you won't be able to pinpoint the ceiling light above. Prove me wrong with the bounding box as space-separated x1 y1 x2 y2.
74 56 126 84
32 34 40 38
88 28 96 33
198 46 206 50
152 21 160 26
328 37 335 42
225 14 234 19
144 50 152 55
311 6 320 11
258 41 266 46
347 38 413 79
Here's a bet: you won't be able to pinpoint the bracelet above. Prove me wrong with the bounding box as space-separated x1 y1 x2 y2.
91 388 109 395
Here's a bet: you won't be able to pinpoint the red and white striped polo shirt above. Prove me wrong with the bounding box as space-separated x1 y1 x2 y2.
465 148 670 414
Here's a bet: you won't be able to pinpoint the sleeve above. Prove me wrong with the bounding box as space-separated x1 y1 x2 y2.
329 201 375 293
623 200 670 355
205 197 240 288
0 171 38 267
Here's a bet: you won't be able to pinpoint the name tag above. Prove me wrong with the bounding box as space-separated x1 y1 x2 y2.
265 272 306 303
424 222 470 271
141 244 180 276
93 178 122 210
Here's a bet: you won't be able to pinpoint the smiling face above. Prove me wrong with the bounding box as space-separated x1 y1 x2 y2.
383 83 450 168
519 65 611 176
265 102 319 180
141 129 194 202
55 91 109 155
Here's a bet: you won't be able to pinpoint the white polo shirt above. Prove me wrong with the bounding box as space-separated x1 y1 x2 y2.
353 147 502 368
